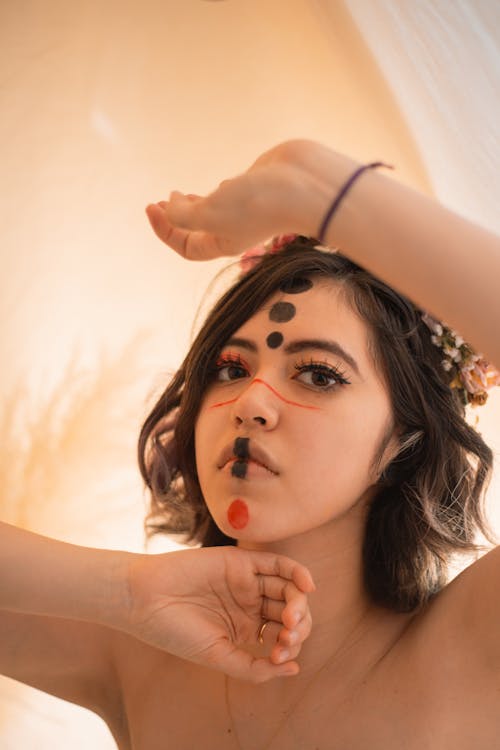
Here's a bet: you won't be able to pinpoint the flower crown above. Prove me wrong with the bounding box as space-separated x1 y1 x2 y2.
421 313 500 406
239 234 500 407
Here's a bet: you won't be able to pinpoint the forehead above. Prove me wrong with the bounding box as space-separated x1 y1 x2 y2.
237 280 366 338
230 280 374 374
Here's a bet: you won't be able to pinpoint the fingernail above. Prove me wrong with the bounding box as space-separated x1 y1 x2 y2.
279 649 290 662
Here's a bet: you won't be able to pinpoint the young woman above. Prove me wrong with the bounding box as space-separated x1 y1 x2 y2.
1 139 500 749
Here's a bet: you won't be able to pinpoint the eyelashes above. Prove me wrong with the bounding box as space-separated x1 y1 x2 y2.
293 358 351 389
213 352 250 382
211 352 351 390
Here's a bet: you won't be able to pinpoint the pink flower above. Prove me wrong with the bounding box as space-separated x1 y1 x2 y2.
458 358 500 404
238 234 299 275
238 243 268 274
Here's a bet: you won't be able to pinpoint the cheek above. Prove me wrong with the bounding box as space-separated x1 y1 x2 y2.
290 412 379 485
194 404 228 497
194 408 213 482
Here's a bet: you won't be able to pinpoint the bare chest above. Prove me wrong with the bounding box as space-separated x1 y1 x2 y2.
112 642 500 750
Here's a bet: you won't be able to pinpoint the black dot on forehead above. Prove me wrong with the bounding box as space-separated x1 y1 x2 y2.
269 301 296 323
279 276 313 294
266 331 284 349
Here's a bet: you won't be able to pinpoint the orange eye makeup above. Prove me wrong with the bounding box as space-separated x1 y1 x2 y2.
215 351 251 371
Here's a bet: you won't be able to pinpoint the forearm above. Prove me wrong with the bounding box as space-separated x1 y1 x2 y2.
0 521 132 630
310 155 500 367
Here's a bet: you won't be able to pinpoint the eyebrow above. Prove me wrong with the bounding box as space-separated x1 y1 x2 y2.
223 337 361 377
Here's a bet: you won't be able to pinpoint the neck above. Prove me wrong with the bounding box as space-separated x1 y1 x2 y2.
237 506 413 683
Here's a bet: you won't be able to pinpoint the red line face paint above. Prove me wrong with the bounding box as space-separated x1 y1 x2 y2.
228 499 249 529
210 395 239 409
252 378 321 410
209 378 320 410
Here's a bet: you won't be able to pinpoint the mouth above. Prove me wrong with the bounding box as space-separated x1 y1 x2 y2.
225 457 277 475
217 441 279 476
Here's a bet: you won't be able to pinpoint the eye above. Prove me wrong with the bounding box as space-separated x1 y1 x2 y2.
293 359 351 390
213 353 250 382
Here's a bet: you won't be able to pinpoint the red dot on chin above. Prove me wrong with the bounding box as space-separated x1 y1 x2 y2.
228 499 249 530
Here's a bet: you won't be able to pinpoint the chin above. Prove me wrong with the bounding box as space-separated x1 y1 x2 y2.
211 515 283 545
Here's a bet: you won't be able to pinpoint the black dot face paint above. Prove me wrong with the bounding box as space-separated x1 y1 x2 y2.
269 301 296 323
231 461 248 479
279 277 313 294
234 437 250 459
266 331 284 349
231 437 250 478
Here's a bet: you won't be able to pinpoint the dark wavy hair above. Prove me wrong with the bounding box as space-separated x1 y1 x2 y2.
138 237 495 612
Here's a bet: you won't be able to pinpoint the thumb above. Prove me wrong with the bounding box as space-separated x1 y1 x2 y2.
145 194 203 236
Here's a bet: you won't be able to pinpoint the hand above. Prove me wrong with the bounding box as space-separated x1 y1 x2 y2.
146 139 352 260
126 545 315 683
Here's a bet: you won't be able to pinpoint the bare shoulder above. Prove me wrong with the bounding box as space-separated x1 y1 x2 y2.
343 548 500 748
404 545 500 672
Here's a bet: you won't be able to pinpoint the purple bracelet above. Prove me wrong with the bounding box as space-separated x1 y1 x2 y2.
317 161 394 244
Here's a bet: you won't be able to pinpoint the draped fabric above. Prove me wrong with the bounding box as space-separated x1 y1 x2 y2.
0 2 499 746
343 0 500 233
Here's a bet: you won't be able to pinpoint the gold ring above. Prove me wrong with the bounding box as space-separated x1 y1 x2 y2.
257 620 270 644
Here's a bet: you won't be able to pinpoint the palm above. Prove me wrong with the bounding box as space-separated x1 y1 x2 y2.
127 546 314 682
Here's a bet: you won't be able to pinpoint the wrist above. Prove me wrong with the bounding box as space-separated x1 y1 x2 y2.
281 140 360 239
0 522 136 630
92 548 137 631
120 551 159 636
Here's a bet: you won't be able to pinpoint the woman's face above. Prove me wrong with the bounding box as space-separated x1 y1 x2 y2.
194 279 397 543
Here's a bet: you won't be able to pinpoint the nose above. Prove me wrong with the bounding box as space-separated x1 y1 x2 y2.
230 379 280 430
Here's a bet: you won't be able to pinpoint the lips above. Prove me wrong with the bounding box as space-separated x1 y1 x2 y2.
217 440 279 475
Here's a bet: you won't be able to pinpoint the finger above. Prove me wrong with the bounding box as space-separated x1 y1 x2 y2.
145 203 237 260
270 640 303 666
259 582 310 634
250 552 316 594
145 203 188 251
208 640 299 683
258 597 312 659
281 590 313 632
173 191 203 202
259 576 310 613
278 611 313 650
156 192 219 238
261 597 309 634
260 597 286 625
260 600 312 652
162 192 205 230
254 621 305 669
257 620 303 664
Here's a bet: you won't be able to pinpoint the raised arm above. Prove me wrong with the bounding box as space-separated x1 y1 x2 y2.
0 519 315 714
146 139 500 368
